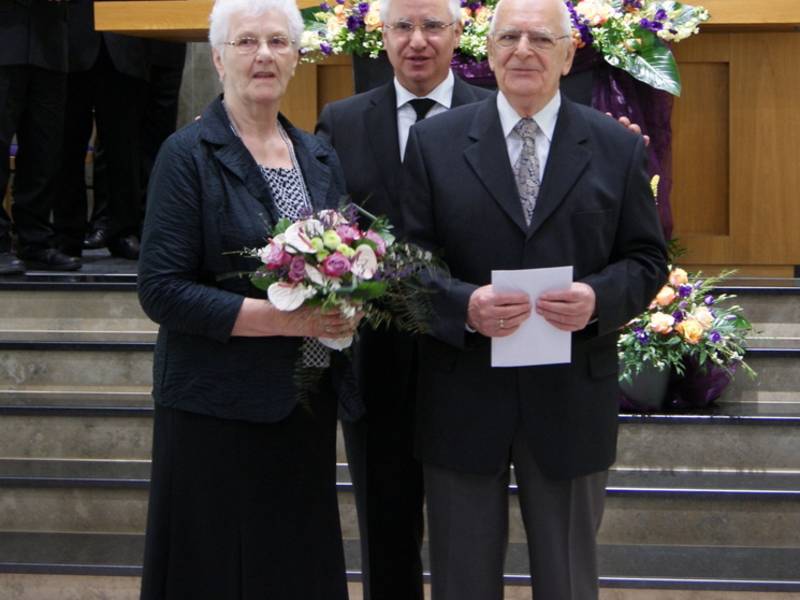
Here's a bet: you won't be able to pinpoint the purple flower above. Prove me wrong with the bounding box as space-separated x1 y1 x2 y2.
672 310 685 323
460 0 467 6
678 284 693 298
639 18 663 32
320 1 331 10
468 1 481 9
287 256 306 283
320 42 333 55
346 14 363 31
336 224 361 244
704 294 715 306
654 8 668 20
321 252 352 278
565 1 592 45
634 327 649 344
709 331 722 343
623 0 643 8
336 0 345 4
358 1 370 14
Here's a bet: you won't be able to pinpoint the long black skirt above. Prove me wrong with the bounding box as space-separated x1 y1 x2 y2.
139 388 348 600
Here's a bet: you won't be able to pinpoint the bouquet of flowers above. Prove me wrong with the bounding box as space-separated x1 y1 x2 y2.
567 0 709 95
301 0 384 62
458 0 496 61
618 266 756 385
245 204 436 350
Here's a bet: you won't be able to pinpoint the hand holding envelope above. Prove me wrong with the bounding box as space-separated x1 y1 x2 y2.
490 266 576 367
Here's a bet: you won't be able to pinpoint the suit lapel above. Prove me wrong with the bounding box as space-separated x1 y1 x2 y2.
365 83 404 189
463 96 529 234
527 99 590 239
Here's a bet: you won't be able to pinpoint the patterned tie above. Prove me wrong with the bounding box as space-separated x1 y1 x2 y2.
512 118 541 226
408 98 437 122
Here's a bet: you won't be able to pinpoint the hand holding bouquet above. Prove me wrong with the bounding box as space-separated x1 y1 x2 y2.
245 204 436 350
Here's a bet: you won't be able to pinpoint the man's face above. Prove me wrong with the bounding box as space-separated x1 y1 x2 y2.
487 0 575 114
382 0 462 96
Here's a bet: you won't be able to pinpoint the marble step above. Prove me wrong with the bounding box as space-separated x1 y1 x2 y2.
2 459 799 548
0 532 798 594
0 344 153 389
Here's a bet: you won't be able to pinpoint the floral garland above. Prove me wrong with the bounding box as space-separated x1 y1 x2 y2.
301 0 709 94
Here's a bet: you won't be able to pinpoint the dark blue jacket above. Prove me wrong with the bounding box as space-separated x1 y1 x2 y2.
138 95 348 422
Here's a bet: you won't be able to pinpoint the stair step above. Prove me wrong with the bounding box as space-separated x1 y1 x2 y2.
1 532 797 592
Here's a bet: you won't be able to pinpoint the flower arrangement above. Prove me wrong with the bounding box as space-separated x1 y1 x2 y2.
618 266 756 386
301 0 708 95
301 0 384 61
567 0 709 95
245 204 436 349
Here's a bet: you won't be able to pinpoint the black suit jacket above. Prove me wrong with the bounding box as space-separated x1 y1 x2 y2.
316 76 492 414
403 94 668 479
0 0 68 71
316 76 492 233
65 0 149 79
138 96 347 423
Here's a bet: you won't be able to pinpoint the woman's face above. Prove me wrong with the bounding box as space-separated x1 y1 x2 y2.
213 9 299 108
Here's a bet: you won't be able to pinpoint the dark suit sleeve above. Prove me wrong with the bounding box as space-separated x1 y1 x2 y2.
315 102 335 144
403 126 478 350
138 135 244 343
580 134 668 335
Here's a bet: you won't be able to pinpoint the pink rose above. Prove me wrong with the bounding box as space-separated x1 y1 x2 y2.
260 240 290 270
287 256 306 283
364 230 387 256
649 312 675 334
321 251 351 278
335 224 361 244
669 268 689 286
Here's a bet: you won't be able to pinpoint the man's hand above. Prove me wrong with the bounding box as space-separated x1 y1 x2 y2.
607 113 651 147
536 282 596 332
467 285 531 338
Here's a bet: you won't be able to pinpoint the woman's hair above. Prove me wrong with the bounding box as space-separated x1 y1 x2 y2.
379 0 462 25
209 0 304 49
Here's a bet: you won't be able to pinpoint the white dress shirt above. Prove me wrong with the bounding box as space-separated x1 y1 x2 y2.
395 70 455 160
496 90 561 182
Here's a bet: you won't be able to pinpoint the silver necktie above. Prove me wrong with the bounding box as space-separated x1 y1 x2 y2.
512 118 541 226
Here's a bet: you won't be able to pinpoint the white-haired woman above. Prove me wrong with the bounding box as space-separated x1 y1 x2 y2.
137 0 357 597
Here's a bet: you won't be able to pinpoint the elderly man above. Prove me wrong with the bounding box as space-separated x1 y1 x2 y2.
402 0 668 597
316 0 490 598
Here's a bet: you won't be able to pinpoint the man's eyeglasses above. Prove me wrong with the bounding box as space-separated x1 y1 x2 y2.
225 35 295 55
384 20 456 38
493 29 570 51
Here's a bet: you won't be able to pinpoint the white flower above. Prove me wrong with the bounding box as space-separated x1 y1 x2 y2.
267 282 315 311
350 244 378 279
284 221 318 254
305 263 326 286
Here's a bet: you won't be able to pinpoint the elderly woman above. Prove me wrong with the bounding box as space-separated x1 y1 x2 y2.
136 0 356 597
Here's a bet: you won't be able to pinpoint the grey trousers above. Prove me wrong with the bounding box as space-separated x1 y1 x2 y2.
424 429 608 600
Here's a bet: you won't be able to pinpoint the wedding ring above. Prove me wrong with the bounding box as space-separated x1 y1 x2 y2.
499 318 505 329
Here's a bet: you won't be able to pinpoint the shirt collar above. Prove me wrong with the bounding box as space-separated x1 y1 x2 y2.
497 90 561 142
394 70 455 110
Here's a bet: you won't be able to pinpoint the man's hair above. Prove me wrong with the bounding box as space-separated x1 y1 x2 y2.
489 0 572 37
379 0 462 25
209 0 304 50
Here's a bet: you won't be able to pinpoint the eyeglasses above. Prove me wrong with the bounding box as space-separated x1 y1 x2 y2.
493 29 570 51
384 19 456 38
225 35 295 55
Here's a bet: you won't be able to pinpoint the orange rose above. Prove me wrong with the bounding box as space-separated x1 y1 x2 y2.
676 319 704 344
692 306 714 329
655 285 676 307
669 268 689 286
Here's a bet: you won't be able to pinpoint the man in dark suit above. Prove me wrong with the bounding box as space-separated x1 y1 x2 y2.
315 0 490 597
0 0 80 272
402 0 668 597
53 0 149 260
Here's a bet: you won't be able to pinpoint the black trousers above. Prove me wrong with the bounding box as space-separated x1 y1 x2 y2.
347 328 425 600
53 41 146 249
0 65 65 253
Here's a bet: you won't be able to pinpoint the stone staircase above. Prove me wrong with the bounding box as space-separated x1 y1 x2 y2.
1 271 799 599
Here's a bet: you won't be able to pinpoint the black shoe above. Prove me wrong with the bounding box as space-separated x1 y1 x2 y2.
20 248 82 271
0 251 25 275
84 228 109 250
108 235 140 260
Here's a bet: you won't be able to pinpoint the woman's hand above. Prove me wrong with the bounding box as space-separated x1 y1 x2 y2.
231 298 363 338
